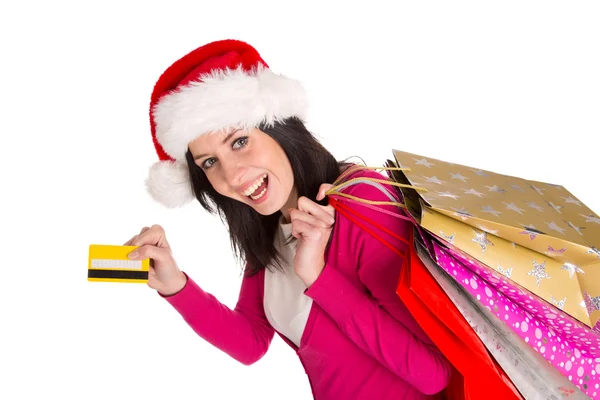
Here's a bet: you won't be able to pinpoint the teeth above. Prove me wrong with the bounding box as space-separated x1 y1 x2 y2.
250 187 267 200
243 174 267 197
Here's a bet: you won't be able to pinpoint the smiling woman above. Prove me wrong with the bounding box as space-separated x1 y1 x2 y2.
185 118 345 276
188 126 296 217
127 39 452 400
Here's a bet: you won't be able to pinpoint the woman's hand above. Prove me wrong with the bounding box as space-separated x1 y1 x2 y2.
124 224 187 296
290 184 335 288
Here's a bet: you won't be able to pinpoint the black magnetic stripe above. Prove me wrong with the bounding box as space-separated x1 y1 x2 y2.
88 269 148 280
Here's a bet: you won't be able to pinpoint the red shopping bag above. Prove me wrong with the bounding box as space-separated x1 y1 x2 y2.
329 196 523 400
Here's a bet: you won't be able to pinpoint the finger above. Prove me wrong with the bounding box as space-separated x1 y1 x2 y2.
124 227 150 246
123 235 138 246
290 208 332 230
128 244 169 263
316 183 334 201
298 196 335 224
131 224 169 248
291 220 326 241
298 196 334 220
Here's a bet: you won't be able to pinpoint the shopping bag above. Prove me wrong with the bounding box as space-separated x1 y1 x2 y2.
328 193 523 400
435 233 600 358
431 239 599 399
384 150 600 329
415 237 589 400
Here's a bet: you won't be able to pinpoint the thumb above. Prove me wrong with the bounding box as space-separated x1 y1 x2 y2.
316 183 334 201
128 244 169 264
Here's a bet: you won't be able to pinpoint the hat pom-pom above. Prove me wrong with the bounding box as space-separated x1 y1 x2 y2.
145 160 195 208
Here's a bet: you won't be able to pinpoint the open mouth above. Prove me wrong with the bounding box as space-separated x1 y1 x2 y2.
244 174 269 202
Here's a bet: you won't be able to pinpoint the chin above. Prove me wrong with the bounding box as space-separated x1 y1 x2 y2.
253 205 282 216
250 194 286 216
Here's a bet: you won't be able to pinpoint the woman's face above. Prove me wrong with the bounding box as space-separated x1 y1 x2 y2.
188 127 296 217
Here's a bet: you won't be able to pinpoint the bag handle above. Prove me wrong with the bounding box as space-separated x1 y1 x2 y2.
325 164 436 256
329 197 409 259
326 165 429 208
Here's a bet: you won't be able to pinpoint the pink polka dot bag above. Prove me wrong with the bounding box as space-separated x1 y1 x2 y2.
433 240 600 399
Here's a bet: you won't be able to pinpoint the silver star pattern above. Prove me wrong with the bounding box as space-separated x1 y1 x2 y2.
485 185 507 194
584 292 600 314
472 169 489 177
450 172 468 182
518 224 544 240
546 201 564 214
414 158 435 168
561 262 584 279
510 184 525 192
472 230 495 253
463 188 485 197
451 207 473 220
503 202 526 215
528 260 551 286
439 231 456 244
580 214 600 224
481 205 502 217
546 221 566 235
587 247 600 259
530 184 546 196
497 265 513 279
563 196 582 207
551 296 566 310
424 176 444 185
436 191 459 200
527 201 544 212
565 220 585 236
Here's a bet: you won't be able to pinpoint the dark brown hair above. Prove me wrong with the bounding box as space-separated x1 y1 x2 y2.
185 117 348 276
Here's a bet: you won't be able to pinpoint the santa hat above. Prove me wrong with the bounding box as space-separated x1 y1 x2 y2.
145 39 308 208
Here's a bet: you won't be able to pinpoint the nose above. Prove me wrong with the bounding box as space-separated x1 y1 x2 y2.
222 159 246 188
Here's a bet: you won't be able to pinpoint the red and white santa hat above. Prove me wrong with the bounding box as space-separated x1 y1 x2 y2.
145 39 308 208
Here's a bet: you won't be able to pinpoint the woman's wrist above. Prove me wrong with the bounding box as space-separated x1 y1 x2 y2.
159 271 188 297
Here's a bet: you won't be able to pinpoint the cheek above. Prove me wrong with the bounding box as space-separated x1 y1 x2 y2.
274 153 294 189
206 174 230 197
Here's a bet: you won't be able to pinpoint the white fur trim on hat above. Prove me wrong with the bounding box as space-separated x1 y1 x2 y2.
145 160 195 208
152 64 309 161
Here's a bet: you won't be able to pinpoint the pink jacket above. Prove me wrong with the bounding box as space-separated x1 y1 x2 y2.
161 169 452 399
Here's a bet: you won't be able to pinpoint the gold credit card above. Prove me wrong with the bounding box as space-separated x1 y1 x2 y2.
88 245 149 283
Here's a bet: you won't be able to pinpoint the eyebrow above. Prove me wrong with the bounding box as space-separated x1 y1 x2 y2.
193 129 242 160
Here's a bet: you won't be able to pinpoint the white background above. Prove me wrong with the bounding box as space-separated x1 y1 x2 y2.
1 1 599 399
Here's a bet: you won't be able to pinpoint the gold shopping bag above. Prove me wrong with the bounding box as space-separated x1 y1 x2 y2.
385 149 600 328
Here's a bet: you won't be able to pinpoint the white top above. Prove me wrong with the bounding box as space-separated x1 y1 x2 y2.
263 216 313 347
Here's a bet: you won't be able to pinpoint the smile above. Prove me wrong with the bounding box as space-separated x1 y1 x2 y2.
242 174 269 201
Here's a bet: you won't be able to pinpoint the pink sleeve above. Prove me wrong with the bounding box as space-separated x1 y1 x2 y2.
305 170 452 395
159 269 275 366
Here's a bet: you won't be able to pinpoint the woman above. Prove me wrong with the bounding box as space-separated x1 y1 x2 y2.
125 39 452 399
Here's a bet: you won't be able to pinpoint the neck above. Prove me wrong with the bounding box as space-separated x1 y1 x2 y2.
280 187 298 223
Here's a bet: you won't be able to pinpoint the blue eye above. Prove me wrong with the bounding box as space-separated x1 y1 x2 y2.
202 158 216 169
233 136 248 149
200 136 247 170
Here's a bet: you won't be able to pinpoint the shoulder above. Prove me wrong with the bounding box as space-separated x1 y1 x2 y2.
335 168 401 205
330 167 412 253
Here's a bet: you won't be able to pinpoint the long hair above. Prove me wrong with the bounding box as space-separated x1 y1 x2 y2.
185 117 348 276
